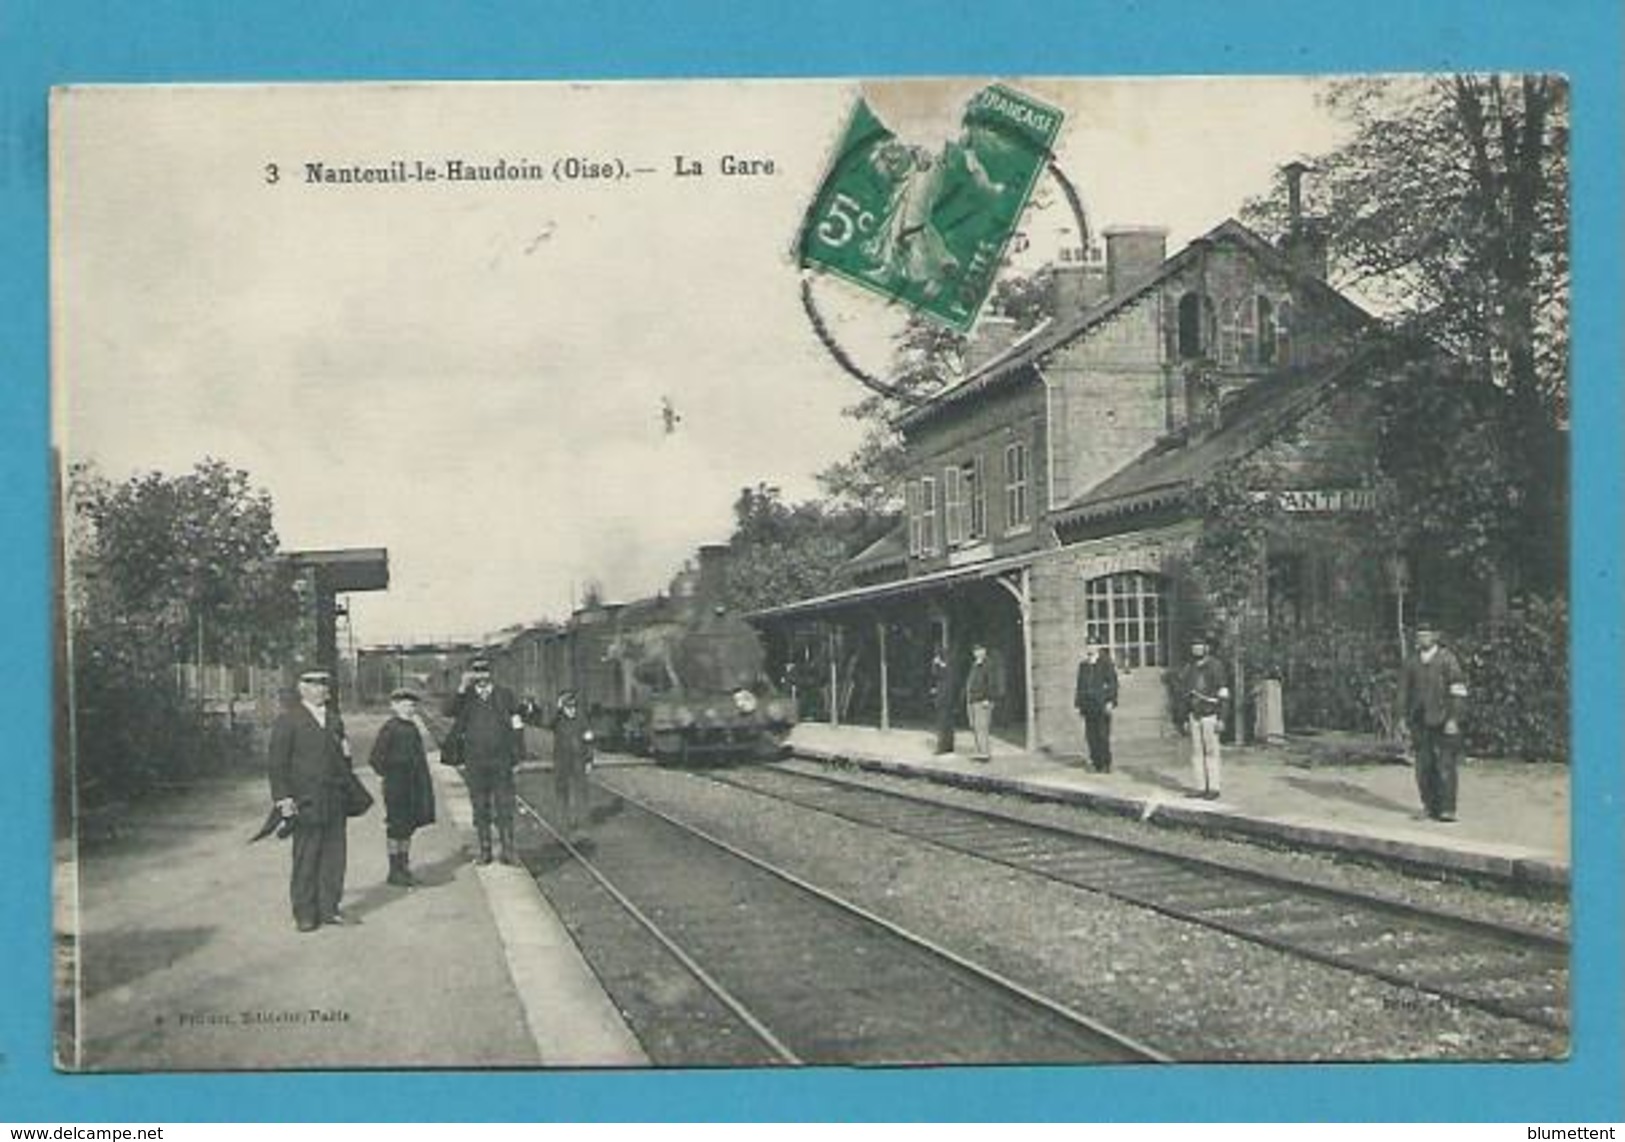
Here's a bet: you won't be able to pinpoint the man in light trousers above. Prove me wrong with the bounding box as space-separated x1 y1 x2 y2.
1178 636 1230 800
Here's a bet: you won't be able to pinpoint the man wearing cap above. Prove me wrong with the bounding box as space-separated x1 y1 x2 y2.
1074 641 1119 773
963 643 1004 762
368 687 436 886
1398 619 1469 822
266 670 355 931
1176 636 1229 800
447 657 525 864
549 690 595 842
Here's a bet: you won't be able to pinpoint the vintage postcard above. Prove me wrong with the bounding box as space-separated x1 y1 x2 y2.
51 76 1571 1072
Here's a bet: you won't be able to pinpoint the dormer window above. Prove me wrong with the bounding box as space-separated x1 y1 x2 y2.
1177 291 1215 359
1257 295 1277 365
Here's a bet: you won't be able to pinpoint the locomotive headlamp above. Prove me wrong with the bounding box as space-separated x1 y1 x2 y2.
732 689 758 715
676 706 696 727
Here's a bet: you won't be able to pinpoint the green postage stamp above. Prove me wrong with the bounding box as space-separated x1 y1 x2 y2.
799 83 1064 332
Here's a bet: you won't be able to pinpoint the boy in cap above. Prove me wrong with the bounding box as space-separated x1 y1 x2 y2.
1177 636 1229 799
368 687 437 886
266 669 354 931
1398 618 1469 822
447 656 525 864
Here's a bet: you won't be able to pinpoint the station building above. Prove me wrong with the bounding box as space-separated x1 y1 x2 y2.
753 184 1451 755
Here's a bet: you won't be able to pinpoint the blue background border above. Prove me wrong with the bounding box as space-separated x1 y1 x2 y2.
3 0 1619 1122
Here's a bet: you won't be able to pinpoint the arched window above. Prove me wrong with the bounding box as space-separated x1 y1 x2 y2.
1084 571 1169 669
1177 292 1215 359
1275 298 1294 366
1256 295 1277 365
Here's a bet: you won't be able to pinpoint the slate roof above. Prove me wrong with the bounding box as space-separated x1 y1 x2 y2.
896 218 1372 434
1050 345 1383 530
844 525 909 576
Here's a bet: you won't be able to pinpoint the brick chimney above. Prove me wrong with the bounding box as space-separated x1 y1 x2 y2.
1279 162 1329 280
1104 226 1168 297
964 314 1018 373
1048 247 1109 318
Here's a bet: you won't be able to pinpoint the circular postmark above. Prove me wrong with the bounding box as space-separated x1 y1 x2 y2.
795 83 1087 402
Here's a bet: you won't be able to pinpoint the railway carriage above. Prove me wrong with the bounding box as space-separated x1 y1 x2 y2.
484 545 796 763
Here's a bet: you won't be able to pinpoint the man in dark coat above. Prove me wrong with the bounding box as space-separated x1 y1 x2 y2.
549 690 595 842
368 687 436 886
927 645 956 755
1073 641 1119 772
1398 618 1469 822
1175 636 1229 799
266 670 354 932
447 657 524 865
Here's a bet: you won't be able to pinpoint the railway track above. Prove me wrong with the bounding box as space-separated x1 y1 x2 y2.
513 783 1170 1066
699 763 1569 1034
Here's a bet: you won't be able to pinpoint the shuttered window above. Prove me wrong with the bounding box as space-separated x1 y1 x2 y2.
944 465 965 546
920 476 938 555
905 481 922 557
1004 443 1029 531
967 456 986 540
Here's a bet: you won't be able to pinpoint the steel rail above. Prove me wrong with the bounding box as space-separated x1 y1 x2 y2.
704 764 1568 1033
591 778 1173 1063
513 793 802 1065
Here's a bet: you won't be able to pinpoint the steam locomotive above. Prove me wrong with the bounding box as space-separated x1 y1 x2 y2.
483 545 796 763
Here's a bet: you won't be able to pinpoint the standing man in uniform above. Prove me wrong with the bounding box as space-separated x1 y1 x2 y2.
1074 641 1118 773
1177 636 1229 800
447 657 525 865
963 642 1003 762
266 669 355 932
549 690 595 843
1398 618 1469 822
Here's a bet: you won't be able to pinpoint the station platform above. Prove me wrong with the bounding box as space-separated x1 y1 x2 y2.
787 721 1570 891
58 713 647 1072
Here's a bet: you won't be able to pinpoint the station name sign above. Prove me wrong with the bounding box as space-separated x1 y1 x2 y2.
1253 488 1380 514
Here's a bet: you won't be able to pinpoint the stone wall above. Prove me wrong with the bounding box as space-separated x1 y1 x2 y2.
902 380 1048 570
1027 522 1198 753
1044 293 1170 506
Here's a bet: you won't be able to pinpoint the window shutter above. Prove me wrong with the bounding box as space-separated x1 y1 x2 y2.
971 456 986 539
921 476 937 554
905 481 921 557
944 466 963 546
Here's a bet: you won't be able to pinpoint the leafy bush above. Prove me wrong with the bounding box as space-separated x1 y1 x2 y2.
1451 596 1569 762
70 628 262 806
1236 601 1568 762
1246 622 1402 739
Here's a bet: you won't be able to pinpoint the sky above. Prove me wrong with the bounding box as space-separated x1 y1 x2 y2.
52 77 1348 646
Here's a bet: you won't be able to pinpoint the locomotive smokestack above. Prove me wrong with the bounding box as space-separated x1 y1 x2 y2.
696 544 732 607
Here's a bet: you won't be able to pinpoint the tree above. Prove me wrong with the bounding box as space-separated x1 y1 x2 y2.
65 458 301 797
1244 75 1568 600
816 268 1055 514
723 483 890 613
75 457 299 663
